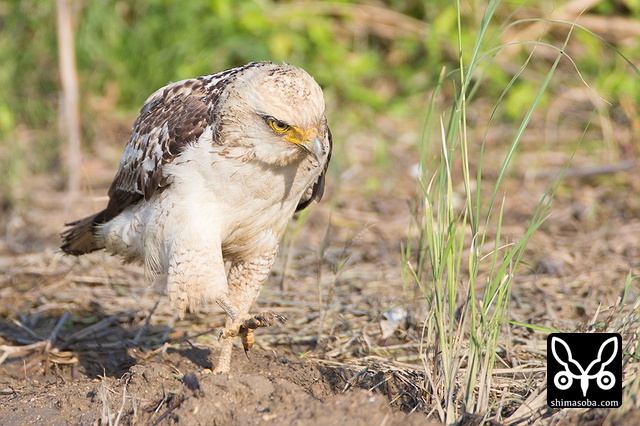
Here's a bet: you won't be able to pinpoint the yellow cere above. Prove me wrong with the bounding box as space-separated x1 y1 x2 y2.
285 129 303 144
286 127 319 145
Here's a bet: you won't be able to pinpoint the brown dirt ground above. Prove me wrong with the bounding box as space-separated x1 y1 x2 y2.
0 347 433 426
1 108 639 425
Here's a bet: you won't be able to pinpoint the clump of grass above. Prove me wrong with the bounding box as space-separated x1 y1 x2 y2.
402 1 590 423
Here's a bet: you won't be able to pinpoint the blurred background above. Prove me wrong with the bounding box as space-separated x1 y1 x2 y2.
1 0 638 222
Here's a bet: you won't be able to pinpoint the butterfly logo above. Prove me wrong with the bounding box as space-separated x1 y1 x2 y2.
550 335 618 397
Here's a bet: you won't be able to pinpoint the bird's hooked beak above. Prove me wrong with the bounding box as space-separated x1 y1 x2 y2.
302 136 323 163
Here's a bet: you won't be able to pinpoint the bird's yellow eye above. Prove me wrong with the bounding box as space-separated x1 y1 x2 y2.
269 119 290 133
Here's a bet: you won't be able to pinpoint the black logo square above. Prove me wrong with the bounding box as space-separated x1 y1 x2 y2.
547 333 622 408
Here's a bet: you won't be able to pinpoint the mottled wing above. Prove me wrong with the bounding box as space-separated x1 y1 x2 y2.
103 76 222 222
61 62 278 255
296 125 332 212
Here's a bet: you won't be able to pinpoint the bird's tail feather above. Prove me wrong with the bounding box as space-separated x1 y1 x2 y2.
60 211 106 255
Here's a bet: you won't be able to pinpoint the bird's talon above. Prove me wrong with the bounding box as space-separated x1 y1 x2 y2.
240 327 255 354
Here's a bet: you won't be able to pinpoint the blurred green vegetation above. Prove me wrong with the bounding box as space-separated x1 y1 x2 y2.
0 0 639 207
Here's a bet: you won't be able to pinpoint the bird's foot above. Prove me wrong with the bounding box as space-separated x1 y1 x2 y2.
241 310 287 331
217 311 287 353
238 311 287 354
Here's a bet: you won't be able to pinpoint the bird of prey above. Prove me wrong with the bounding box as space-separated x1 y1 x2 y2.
61 62 332 373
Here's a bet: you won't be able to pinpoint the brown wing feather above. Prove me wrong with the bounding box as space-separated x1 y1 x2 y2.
61 80 216 255
103 79 213 222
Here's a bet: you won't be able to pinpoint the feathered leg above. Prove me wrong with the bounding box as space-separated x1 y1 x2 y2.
167 241 228 319
213 247 281 373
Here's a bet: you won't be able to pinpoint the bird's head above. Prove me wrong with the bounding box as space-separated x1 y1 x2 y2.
218 62 328 167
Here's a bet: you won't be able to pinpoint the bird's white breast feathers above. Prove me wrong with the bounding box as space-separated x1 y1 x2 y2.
99 125 325 279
